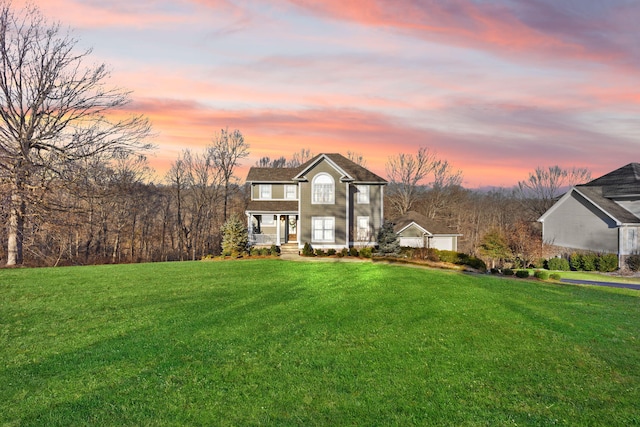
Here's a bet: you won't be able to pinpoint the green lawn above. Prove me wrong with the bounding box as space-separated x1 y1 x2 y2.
1 260 639 426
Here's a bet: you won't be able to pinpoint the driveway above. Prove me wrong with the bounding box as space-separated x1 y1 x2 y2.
560 279 640 291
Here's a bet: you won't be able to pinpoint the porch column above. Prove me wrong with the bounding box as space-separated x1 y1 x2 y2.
276 215 281 246
246 213 253 243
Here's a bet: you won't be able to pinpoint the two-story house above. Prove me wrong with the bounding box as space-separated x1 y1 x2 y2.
245 153 387 250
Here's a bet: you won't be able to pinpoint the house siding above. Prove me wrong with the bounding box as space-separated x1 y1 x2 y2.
299 162 348 247
252 183 292 200
543 191 618 253
350 184 383 244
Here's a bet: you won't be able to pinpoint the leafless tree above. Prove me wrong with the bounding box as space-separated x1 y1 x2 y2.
210 128 249 221
0 2 151 265
287 148 313 168
256 156 287 168
385 147 439 216
516 165 591 219
347 151 367 168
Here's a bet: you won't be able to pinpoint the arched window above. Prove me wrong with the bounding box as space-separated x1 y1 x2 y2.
312 173 334 204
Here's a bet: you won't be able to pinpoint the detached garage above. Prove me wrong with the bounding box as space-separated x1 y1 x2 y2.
393 211 461 251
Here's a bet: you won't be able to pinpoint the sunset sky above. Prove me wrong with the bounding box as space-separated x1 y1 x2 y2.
21 0 640 188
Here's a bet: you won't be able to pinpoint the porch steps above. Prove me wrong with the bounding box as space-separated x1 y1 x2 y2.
279 243 299 256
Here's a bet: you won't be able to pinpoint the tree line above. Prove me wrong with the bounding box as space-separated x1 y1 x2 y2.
0 2 591 268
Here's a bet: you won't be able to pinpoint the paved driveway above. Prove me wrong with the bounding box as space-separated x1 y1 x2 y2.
560 279 640 290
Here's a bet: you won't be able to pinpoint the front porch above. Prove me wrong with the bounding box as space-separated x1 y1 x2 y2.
247 212 299 247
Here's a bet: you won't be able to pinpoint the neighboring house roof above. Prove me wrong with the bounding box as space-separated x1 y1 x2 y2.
582 163 640 197
393 211 461 236
539 163 640 225
246 200 299 212
246 153 387 184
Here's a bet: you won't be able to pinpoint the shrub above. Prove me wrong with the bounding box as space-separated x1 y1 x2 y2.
425 248 440 262
302 242 314 257
249 247 260 256
569 253 582 271
626 254 640 272
534 270 549 280
464 256 486 271
596 254 618 272
221 215 248 257
349 247 359 257
359 247 373 258
581 253 597 271
550 273 562 280
503 268 514 276
438 250 459 264
270 244 279 256
490 268 500 274
515 270 530 278
533 258 546 269
339 248 348 257
547 257 570 271
327 248 337 256
315 249 326 257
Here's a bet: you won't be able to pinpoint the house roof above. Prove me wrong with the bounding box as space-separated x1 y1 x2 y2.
582 163 640 197
246 200 299 212
573 186 640 224
245 167 301 183
393 211 461 236
245 153 387 184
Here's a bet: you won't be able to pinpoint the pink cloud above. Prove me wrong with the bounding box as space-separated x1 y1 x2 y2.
286 0 638 71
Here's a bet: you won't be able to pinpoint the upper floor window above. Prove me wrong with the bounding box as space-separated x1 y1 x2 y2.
356 185 370 204
259 184 272 200
285 184 297 200
312 173 334 204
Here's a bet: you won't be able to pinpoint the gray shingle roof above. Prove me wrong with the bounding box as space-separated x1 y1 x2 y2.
393 211 461 235
574 186 640 224
582 163 640 197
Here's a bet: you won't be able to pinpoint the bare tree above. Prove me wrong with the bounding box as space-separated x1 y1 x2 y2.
210 128 249 221
347 151 367 167
385 147 439 216
516 165 591 219
0 3 151 265
256 156 286 168
287 148 313 168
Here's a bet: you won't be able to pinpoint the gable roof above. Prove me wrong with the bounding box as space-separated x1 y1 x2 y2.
246 153 387 184
393 211 461 236
582 163 640 197
294 153 387 183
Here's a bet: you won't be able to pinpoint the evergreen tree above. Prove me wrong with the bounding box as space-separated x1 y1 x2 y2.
221 215 248 257
376 221 400 256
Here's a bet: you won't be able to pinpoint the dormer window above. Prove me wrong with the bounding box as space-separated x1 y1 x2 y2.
312 173 334 204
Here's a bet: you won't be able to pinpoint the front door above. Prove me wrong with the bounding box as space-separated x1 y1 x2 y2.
287 215 297 242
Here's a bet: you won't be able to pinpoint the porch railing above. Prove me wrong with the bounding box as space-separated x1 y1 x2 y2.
250 234 277 245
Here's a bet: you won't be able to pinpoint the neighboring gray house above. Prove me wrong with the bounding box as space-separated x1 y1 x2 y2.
393 211 461 251
538 163 640 266
245 153 387 250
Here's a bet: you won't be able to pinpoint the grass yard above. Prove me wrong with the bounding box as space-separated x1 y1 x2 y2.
1 260 639 426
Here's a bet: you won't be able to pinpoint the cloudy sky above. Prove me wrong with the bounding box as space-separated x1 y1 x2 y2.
21 0 640 188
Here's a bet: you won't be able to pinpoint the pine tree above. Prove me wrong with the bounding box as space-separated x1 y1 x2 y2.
221 215 248 257
376 221 400 256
